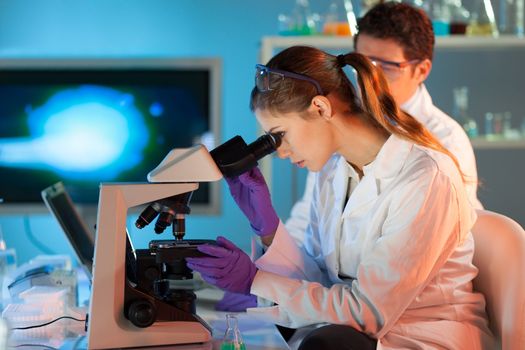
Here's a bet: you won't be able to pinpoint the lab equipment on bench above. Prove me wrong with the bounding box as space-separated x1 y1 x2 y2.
2 256 86 344
5 255 77 306
221 314 246 350
86 133 280 349
41 181 95 280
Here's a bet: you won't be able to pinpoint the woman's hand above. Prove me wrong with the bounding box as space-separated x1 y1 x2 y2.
186 236 257 295
225 167 279 242
215 292 257 312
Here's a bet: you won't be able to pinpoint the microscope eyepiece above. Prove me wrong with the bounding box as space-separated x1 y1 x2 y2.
210 132 282 178
247 132 282 161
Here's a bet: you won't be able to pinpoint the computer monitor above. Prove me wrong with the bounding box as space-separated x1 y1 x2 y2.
0 58 221 215
41 181 95 279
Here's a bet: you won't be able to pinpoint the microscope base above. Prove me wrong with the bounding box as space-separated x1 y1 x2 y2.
87 183 211 349
88 320 211 349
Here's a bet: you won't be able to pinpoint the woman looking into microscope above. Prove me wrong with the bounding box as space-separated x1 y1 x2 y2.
187 46 493 349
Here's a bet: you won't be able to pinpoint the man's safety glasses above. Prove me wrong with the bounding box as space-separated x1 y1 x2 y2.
367 56 420 80
255 64 324 95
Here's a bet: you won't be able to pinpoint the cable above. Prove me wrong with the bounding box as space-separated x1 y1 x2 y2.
23 215 55 254
13 344 58 350
11 316 86 330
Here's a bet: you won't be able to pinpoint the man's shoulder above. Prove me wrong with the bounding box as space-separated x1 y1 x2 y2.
425 103 471 148
408 86 471 149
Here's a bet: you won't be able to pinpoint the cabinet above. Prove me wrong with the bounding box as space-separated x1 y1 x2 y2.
259 35 525 226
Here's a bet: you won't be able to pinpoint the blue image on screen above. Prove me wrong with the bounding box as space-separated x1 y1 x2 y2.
5 85 148 180
0 66 216 206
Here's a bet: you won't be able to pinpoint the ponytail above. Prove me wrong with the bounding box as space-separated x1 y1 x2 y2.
338 53 468 183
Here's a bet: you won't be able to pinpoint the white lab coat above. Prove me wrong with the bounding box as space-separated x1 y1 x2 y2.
249 135 493 349
285 84 482 244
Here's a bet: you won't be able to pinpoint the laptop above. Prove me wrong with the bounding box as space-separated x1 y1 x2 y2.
41 182 95 280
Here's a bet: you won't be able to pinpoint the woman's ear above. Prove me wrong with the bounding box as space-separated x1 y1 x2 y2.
310 96 333 121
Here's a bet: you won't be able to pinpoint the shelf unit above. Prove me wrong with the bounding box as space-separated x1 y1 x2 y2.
260 35 525 63
470 137 525 149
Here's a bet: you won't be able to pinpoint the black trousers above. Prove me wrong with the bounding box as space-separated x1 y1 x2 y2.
296 325 377 350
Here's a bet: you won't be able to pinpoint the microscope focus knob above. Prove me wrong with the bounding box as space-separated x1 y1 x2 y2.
154 279 171 298
127 299 157 328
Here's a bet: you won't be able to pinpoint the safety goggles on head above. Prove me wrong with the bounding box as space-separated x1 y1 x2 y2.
255 64 324 95
367 56 421 80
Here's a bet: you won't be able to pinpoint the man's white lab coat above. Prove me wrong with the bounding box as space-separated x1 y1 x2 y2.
249 135 493 349
285 85 482 243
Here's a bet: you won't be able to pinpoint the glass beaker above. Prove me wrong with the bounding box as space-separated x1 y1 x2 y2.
359 0 382 17
493 113 504 136
466 0 499 36
498 0 524 36
502 111 513 138
220 314 246 350
453 86 478 138
278 0 320 36
449 0 470 34
322 1 352 36
485 112 494 137
518 0 525 36
430 0 452 36
290 0 318 35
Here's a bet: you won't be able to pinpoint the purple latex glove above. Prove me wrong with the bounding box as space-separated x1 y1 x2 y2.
186 236 257 295
225 167 279 237
216 292 257 312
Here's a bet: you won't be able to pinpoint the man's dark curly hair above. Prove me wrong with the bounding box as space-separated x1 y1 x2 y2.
354 2 435 61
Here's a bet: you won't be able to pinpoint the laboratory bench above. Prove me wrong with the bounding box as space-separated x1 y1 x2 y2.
5 285 290 350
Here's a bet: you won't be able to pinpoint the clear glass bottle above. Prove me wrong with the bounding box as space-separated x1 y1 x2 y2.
220 314 246 350
277 13 294 36
449 0 470 34
290 0 317 35
466 0 499 36
498 0 524 36
485 112 494 138
322 1 352 36
493 112 504 136
359 0 382 17
517 0 525 36
453 86 478 138
502 111 513 138
431 0 451 36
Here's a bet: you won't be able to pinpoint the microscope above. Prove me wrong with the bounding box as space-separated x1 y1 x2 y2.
86 133 281 349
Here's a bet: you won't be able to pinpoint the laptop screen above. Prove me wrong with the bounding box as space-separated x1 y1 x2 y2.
41 182 94 280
